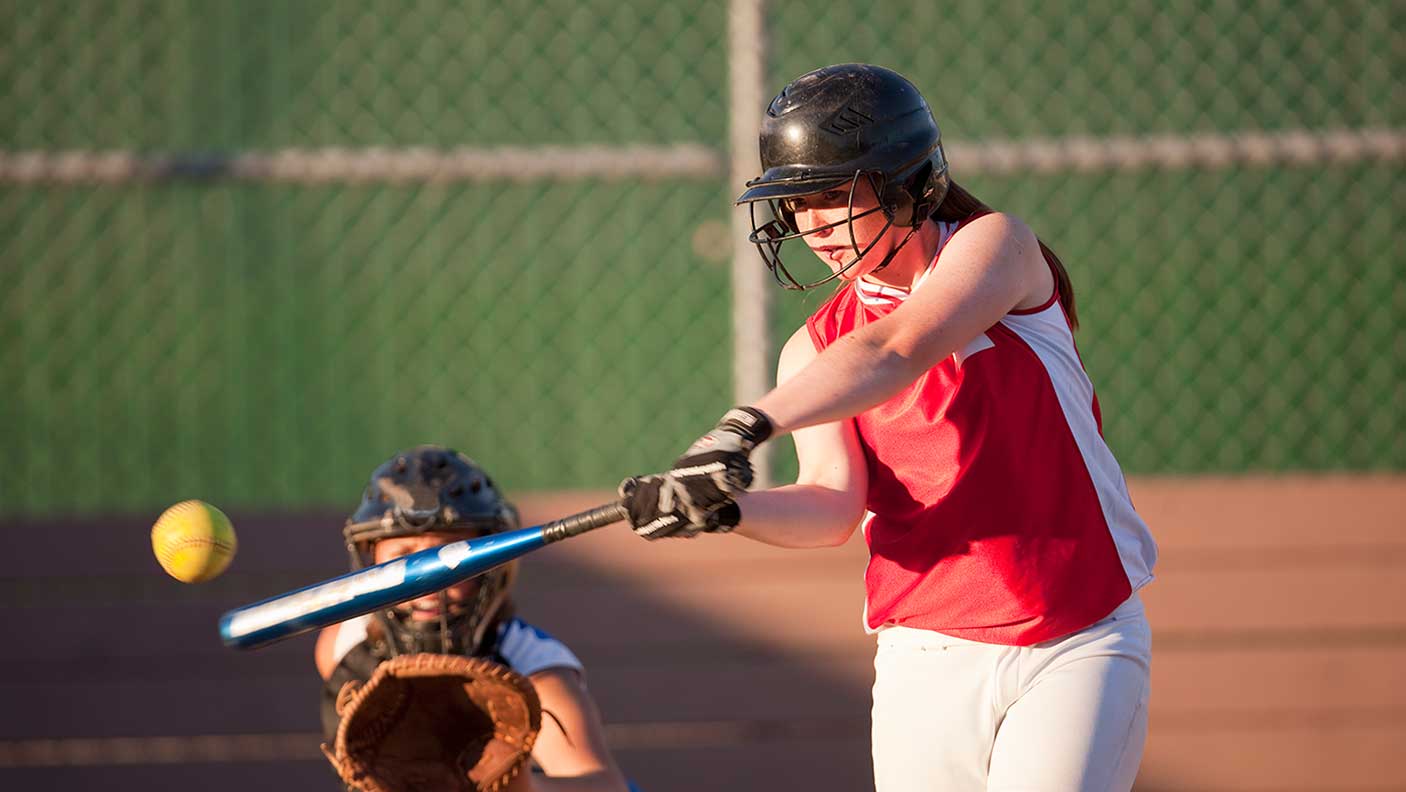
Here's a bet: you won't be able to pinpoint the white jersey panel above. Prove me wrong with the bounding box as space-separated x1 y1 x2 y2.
999 305 1158 592
497 618 585 677
329 615 585 678
331 614 371 662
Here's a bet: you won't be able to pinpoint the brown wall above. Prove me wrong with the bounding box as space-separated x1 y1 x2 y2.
1123 476 1406 790
1 476 1401 790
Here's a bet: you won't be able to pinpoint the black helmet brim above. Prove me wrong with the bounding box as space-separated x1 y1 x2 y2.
735 174 853 205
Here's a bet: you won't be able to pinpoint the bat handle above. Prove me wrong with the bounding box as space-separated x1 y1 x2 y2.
541 502 629 543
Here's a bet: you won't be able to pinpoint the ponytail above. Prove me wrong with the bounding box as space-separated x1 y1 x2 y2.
934 182 1078 329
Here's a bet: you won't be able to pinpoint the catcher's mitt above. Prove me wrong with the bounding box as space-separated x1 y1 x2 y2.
323 653 542 792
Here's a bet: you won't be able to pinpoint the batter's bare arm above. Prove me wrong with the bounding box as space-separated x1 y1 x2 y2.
620 216 1045 541
753 213 1049 437
731 326 868 548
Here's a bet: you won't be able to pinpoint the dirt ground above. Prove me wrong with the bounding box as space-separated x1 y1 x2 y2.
1 475 1401 790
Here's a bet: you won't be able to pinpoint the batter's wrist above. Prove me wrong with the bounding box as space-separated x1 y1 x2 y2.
718 406 774 449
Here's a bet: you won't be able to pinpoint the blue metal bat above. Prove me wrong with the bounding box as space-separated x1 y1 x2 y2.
219 502 627 650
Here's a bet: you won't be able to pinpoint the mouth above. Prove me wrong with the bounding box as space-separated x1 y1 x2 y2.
403 601 458 620
813 245 851 261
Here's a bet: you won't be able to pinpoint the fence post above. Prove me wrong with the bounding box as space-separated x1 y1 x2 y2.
728 0 772 486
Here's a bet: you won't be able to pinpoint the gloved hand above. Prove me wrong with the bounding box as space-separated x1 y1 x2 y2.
618 474 741 539
620 407 773 540
322 654 541 792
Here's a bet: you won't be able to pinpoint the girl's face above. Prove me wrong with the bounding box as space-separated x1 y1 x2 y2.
783 178 897 281
372 532 479 621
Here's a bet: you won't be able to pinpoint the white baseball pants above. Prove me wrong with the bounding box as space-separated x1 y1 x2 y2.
871 595 1150 791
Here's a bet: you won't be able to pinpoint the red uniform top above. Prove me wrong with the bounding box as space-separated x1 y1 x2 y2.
805 215 1157 646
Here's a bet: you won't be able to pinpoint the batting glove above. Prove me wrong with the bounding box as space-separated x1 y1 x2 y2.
619 407 773 540
618 475 740 540
670 406 774 495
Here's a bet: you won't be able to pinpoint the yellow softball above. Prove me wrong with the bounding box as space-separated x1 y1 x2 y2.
151 500 238 583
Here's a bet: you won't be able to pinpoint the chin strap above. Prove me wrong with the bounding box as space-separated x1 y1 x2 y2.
867 222 922 276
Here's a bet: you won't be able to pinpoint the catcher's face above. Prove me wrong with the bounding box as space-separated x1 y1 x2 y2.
373 532 482 621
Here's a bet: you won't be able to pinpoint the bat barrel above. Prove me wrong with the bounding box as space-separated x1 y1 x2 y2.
218 526 548 650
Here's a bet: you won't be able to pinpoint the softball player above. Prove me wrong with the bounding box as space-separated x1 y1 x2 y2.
315 445 629 792
621 64 1158 791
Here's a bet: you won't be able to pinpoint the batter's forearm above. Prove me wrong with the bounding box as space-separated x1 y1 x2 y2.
753 329 926 437
731 485 865 548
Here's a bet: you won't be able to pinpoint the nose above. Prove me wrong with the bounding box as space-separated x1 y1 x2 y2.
800 209 833 238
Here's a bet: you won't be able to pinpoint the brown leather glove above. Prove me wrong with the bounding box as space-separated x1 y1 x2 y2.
323 653 542 792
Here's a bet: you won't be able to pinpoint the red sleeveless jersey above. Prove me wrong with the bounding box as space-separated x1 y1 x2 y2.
805 216 1157 645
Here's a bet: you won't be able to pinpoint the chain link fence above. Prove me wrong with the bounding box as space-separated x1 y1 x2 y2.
4 1 1402 517
765 1 1403 479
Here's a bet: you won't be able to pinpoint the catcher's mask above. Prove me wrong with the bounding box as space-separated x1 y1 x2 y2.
736 63 951 290
344 445 520 656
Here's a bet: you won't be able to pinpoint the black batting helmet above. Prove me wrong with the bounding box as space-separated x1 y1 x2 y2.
736 63 951 290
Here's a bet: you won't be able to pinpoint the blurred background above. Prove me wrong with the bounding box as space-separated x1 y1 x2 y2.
2 1 1401 790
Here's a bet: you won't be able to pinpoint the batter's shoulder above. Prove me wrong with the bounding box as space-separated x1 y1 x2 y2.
954 211 1038 246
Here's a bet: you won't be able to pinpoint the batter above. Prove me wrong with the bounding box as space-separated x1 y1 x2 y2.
620 64 1158 791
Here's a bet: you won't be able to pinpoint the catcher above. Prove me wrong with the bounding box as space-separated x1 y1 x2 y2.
315 445 629 792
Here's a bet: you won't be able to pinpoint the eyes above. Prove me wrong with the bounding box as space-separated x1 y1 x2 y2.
377 536 451 561
378 542 420 561
782 189 849 212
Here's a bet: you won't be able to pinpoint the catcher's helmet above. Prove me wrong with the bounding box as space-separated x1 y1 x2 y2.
345 445 517 546
736 63 951 290
344 446 520 656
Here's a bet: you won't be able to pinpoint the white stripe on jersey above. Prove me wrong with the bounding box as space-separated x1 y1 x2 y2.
999 304 1158 593
953 332 995 368
854 221 956 308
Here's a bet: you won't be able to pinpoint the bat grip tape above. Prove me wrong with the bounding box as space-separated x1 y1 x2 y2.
541 502 629 543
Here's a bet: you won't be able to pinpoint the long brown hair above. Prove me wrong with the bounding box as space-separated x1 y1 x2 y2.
933 181 1078 329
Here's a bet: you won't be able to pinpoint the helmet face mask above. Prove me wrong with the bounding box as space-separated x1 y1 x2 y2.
737 64 951 290
748 171 897 290
343 446 520 657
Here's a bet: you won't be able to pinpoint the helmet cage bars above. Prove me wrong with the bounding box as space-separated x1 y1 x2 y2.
342 509 513 563
743 159 943 291
342 505 519 657
340 445 520 656
747 171 895 291
372 564 515 656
